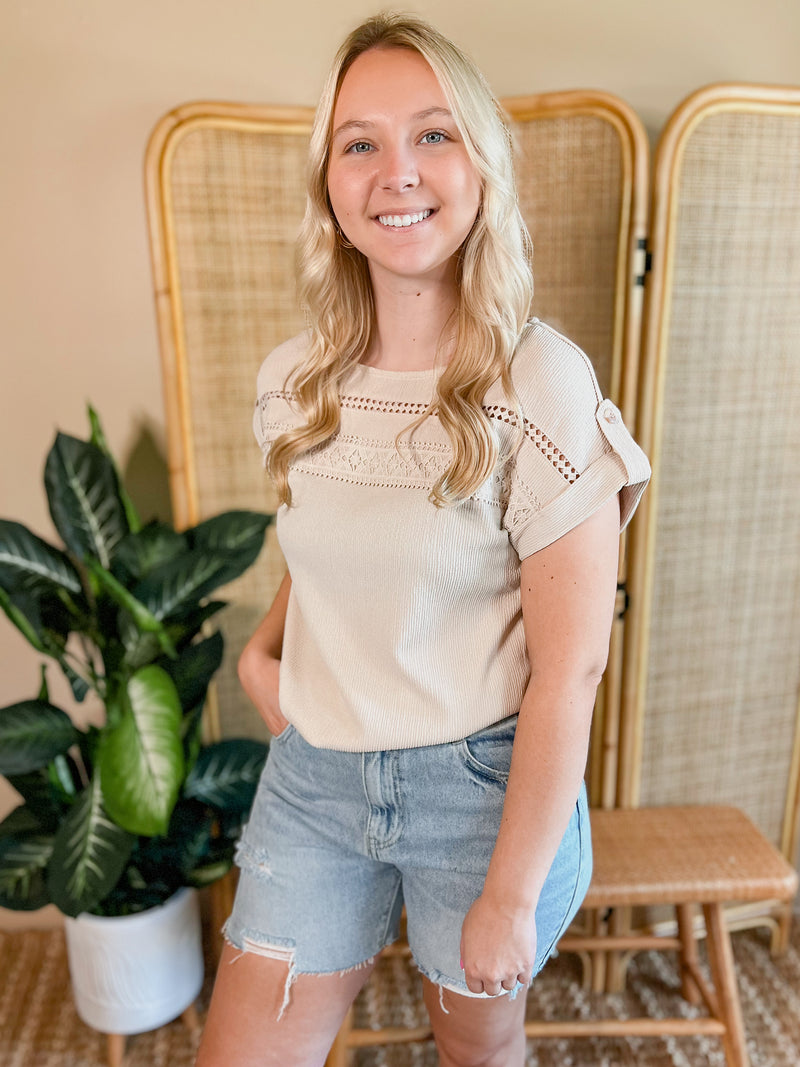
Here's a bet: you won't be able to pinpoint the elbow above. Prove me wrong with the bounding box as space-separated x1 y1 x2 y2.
529 648 610 703
237 639 257 687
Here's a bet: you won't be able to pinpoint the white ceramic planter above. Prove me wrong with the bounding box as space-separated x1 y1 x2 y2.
64 887 204 1035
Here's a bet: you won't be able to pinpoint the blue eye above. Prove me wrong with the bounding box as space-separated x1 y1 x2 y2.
347 141 372 153
421 131 447 144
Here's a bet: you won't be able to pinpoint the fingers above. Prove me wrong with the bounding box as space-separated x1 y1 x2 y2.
461 967 532 997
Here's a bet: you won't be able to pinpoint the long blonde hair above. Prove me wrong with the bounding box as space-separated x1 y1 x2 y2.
268 12 533 506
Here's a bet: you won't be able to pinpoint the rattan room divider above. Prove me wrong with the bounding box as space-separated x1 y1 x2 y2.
619 85 800 935
144 84 800 882
144 91 648 810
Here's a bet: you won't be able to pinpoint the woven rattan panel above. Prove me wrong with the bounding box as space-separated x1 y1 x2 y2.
512 114 623 400
166 122 310 738
638 108 800 845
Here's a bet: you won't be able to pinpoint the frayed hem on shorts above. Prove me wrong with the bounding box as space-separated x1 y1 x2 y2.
222 919 380 1020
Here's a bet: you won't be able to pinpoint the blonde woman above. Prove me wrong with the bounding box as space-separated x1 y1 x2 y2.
198 13 649 1067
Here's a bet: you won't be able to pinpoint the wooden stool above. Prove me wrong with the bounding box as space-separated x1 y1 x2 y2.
530 805 799 1067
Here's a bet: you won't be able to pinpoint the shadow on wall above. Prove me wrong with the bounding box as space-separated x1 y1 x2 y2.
122 418 173 526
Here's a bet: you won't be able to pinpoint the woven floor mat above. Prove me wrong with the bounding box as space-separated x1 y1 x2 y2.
1 922 798 1066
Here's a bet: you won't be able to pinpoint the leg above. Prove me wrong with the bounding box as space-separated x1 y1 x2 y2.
107 1033 125 1067
196 941 375 1067
182 1003 201 1034
676 903 702 1005
422 978 528 1067
702 903 750 1067
325 1007 353 1067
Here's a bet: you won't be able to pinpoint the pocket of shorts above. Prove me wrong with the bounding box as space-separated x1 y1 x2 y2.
270 723 296 746
459 715 518 783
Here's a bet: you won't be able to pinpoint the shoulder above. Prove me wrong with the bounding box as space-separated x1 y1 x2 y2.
255 330 312 397
491 319 603 458
507 318 602 412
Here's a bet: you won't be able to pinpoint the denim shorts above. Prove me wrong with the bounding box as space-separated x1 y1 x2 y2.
224 714 592 1007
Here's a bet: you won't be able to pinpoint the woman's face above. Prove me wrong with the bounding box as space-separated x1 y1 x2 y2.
327 47 482 291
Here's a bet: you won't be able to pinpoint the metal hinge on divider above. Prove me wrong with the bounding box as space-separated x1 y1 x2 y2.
634 238 652 287
616 580 630 619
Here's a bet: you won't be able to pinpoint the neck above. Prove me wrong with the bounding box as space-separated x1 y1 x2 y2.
364 268 459 371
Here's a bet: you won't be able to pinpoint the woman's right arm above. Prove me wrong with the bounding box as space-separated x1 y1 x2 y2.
237 571 292 737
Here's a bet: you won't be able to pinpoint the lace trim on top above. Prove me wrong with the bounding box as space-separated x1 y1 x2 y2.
257 390 580 485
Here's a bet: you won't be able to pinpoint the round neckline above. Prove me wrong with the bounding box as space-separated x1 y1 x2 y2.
353 362 446 379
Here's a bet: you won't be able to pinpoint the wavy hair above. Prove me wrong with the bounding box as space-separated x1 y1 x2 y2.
268 11 533 506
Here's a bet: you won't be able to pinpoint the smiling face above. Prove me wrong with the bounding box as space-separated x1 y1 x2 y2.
326 47 483 292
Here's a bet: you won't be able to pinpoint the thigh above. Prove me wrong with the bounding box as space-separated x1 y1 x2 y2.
422 976 527 1067
197 941 375 1067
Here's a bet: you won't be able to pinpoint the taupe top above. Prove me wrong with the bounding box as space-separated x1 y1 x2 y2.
253 319 650 750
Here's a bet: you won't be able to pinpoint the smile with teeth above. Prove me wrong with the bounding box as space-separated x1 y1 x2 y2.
376 209 433 228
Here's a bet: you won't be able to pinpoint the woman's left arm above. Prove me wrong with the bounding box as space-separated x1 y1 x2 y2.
460 494 621 996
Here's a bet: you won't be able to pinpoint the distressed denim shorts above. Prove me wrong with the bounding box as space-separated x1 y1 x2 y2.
224 714 592 1005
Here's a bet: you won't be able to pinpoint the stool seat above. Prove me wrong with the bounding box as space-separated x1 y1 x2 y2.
584 805 798 907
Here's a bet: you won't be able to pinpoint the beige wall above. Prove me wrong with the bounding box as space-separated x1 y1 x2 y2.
1 0 798 927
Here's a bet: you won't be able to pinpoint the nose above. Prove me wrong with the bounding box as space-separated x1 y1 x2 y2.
378 142 419 192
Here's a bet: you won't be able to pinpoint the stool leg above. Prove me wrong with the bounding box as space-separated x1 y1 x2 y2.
772 901 792 956
182 1003 201 1035
107 1033 125 1067
588 908 606 993
325 1006 352 1067
676 903 702 1005
605 905 631 993
702 903 749 1067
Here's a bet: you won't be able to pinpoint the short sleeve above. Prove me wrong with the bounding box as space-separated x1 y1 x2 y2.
501 322 650 560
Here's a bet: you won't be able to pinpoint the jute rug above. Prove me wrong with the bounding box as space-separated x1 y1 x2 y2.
1 921 798 1066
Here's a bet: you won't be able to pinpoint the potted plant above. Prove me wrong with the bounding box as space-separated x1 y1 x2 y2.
0 406 272 1035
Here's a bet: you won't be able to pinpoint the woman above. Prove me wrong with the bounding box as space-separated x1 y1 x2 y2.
198 13 650 1067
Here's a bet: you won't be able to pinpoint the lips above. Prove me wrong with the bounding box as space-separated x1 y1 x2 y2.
376 209 434 228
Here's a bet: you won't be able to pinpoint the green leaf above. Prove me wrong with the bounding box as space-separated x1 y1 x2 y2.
188 511 272 558
61 662 91 703
38 665 49 702
0 806 45 839
98 666 185 836
163 799 215 876
0 701 80 775
48 753 79 802
0 587 50 651
183 738 268 813
167 600 227 649
46 776 135 916
5 769 62 832
181 704 205 772
0 519 84 597
162 631 223 713
87 559 176 659
131 511 270 623
132 549 237 622
88 405 142 534
0 833 54 910
185 856 233 887
112 523 186 584
44 433 129 568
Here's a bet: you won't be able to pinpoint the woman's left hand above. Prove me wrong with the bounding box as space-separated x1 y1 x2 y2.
459 891 537 996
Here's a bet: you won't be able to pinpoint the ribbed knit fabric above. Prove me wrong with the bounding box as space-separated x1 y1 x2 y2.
253 319 650 751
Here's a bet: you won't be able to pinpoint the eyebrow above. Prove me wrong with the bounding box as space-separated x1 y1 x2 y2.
331 106 454 141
